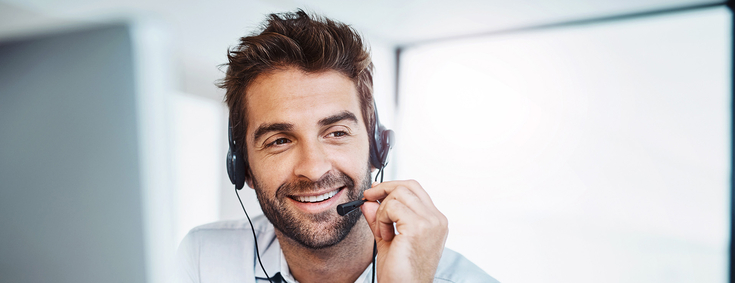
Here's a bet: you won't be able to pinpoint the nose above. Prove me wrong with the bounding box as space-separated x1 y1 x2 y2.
292 139 332 182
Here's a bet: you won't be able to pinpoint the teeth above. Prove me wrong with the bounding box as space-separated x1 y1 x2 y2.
296 189 339 203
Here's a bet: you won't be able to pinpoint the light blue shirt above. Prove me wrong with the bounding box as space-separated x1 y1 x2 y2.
177 215 498 283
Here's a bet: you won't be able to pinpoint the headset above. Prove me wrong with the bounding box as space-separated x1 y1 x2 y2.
227 101 394 283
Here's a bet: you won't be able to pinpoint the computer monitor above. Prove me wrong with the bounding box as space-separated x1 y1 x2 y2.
0 22 172 283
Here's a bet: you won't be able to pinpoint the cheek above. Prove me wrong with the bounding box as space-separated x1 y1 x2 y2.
329 138 371 173
249 154 290 191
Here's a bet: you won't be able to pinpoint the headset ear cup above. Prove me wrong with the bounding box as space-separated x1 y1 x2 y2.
379 129 394 167
227 120 248 190
369 140 380 170
233 149 247 190
227 148 237 185
227 146 247 190
370 124 385 169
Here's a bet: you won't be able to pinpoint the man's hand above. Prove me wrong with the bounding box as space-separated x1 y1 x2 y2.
360 180 448 283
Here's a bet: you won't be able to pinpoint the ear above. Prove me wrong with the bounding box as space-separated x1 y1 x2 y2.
246 178 254 190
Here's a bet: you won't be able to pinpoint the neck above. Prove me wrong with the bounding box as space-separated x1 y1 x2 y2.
275 217 374 283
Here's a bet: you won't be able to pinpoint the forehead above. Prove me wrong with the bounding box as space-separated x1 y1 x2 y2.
244 68 362 130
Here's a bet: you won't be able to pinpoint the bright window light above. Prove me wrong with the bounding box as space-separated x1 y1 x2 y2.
396 7 730 283
171 92 227 243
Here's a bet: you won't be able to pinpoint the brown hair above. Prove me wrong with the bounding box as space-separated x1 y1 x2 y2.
218 10 375 173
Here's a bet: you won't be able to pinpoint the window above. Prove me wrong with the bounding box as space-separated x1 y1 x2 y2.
396 7 730 282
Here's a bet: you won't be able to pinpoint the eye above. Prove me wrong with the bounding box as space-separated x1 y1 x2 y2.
327 131 348 138
266 137 291 147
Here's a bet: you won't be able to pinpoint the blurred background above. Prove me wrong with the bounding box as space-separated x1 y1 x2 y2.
0 0 730 282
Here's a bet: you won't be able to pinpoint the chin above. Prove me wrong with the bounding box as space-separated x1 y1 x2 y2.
259 187 363 249
253 167 371 249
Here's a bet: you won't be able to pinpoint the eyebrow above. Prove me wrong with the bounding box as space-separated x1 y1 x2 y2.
253 123 293 143
319 111 358 127
252 111 358 143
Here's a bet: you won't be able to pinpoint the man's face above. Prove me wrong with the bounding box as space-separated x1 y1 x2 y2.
244 67 372 249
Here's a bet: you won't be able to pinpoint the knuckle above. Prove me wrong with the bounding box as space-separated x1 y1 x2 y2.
428 216 442 229
387 192 401 204
380 198 396 214
396 186 419 201
376 201 387 215
394 186 410 198
415 219 430 232
407 179 420 187
395 185 409 193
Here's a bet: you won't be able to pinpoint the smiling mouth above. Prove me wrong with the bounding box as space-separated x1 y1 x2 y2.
291 187 343 203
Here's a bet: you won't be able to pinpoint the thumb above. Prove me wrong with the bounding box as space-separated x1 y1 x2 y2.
360 201 381 240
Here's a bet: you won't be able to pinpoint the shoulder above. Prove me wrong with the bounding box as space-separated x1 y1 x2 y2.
433 248 500 283
178 215 274 253
176 215 275 283
185 215 273 236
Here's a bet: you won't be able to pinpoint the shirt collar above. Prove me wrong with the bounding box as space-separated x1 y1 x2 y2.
253 225 375 283
276 251 374 283
253 227 282 281
278 250 297 283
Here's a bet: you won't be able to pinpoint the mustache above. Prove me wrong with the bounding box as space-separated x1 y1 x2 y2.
276 171 355 198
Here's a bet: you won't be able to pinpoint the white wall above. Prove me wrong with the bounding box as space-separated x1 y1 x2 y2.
396 7 730 283
170 91 227 243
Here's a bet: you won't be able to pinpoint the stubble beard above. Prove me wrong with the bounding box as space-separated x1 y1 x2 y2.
253 167 372 249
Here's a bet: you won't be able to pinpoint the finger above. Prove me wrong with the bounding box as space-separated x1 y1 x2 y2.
379 220 394 241
377 189 449 238
364 180 433 204
366 181 445 235
363 180 403 201
375 197 419 241
381 185 433 218
360 201 381 239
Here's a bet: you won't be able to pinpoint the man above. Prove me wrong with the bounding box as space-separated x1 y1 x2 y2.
177 10 497 283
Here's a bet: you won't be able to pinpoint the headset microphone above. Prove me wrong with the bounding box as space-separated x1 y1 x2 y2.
337 199 367 216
